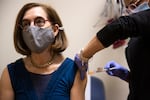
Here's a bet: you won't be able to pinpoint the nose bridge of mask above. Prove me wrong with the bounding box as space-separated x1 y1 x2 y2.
30 21 35 26
34 26 55 40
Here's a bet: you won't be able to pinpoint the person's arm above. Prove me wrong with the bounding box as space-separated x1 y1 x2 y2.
70 70 87 100
0 67 14 100
74 36 105 80
81 9 150 60
81 36 105 59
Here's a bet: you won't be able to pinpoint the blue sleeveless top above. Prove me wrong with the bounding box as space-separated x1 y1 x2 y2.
7 58 77 100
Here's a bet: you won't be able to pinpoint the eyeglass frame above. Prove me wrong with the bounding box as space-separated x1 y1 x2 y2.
127 0 142 9
20 16 50 30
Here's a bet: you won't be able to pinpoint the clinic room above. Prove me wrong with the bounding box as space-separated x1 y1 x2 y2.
0 0 130 100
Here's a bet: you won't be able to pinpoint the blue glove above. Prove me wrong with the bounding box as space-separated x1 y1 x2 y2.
104 61 129 81
74 54 88 80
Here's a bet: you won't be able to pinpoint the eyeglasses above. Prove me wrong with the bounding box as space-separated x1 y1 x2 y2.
21 17 49 29
127 0 141 9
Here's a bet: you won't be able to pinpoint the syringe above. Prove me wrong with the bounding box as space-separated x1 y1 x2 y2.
88 67 116 75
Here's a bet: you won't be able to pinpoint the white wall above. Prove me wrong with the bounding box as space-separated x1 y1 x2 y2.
0 0 129 100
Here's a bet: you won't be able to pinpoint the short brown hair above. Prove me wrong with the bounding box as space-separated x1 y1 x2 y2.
14 2 68 56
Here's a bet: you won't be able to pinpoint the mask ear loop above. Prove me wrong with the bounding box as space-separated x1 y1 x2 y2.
58 27 64 31
53 23 64 31
52 25 64 37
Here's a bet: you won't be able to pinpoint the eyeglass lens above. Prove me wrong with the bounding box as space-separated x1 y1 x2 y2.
21 17 48 29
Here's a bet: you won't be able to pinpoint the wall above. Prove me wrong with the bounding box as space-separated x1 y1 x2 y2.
0 0 129 100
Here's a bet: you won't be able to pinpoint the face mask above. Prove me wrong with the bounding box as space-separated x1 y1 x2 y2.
22 26 55 53
130 1 150 13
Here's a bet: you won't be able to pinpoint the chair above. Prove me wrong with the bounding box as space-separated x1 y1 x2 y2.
91 76 106 100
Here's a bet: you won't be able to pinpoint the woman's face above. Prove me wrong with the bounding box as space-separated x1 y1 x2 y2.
22 7 51 29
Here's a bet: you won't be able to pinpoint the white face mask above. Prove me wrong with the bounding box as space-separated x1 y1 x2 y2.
129 1 150 14
22 26 55 53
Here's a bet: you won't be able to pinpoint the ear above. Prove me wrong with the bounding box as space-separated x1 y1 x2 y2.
53 24 59 37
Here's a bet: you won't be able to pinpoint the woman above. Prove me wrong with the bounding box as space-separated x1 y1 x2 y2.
0 2 87 100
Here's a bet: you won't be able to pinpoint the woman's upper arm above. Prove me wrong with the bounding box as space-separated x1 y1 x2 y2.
70 70 87 100
0 67 14 100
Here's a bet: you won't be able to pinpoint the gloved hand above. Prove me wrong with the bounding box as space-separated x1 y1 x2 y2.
104 61 129 81
74 54 88 80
